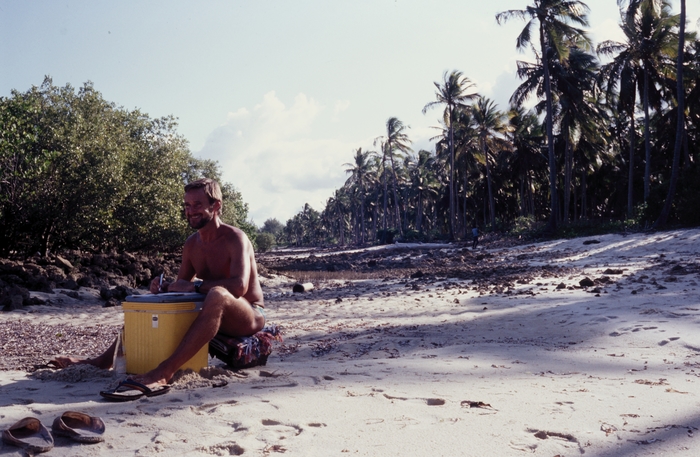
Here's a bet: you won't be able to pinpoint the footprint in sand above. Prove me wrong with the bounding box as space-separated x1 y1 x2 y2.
508 429 583 454
261 419 303 436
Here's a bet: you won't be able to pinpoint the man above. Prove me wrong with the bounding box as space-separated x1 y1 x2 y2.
53 178 265 391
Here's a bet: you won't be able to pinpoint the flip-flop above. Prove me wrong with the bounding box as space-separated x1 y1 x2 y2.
99 379 171 402
2 417 54 454
51 411 105 444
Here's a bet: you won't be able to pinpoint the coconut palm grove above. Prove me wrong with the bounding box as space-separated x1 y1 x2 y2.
280 0 699 247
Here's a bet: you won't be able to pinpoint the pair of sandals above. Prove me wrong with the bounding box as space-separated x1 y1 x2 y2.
99 379 171 402
2 412 105 454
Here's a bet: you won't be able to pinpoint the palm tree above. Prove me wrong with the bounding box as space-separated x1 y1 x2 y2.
598 0 679 206
423 70 478 239
471 97 511 228
655 0 687 227
344 147 373 244
497 0 592 232
408 150 438 234
374 117 412 238
554 45 601 222
507 106 546 217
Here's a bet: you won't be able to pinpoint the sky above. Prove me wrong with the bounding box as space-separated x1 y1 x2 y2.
2 0 698 226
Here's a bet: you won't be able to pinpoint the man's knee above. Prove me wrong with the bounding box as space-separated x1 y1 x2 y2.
201 286 234 312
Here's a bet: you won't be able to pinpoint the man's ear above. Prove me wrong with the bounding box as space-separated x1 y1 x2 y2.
213 200 222 215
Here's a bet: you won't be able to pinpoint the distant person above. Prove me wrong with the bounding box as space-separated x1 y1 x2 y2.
472 224 479 249
52 178 265 398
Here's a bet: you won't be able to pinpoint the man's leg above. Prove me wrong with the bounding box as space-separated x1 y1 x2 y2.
131 286 264 387
51 338 117 369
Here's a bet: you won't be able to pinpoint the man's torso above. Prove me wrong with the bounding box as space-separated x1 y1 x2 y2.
187 226 264 305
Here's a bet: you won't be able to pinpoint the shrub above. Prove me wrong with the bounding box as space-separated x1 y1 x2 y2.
256 232 276 252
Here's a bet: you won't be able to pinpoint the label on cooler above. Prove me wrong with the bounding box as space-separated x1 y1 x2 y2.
152 314 159 328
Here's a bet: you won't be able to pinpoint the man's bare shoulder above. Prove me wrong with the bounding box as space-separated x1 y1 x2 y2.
183 232 199 249
218 224 252 247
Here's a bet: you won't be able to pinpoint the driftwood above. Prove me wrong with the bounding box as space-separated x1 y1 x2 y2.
292 282 314 293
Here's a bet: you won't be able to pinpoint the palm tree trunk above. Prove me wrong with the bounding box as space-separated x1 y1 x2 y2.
540 25 558 232
483 137 496 229
643 68 651 202
382 164 388 235
564 139 573 223
389 166 402 235
682 128 690 170
372 202 378 242
463 169 468 238
627 114 636 218
581 169 588 219
360 196 366 245
449 122 456 239
416 191 423 233
654 0 685 228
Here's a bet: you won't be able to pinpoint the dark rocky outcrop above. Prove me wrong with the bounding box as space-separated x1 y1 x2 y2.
1 251 180 311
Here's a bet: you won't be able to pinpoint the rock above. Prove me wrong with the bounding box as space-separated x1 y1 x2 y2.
59 290 80 299
293 282 314 293
59 278 80 290
7 294 24 310
669 265 688 275
579 277 595 288
583 240 601 245
556 282 567 289
54 255 74 271
1 285 30 311
603 268 623 275
103 297 121 308
112 285 133 301
410 270 424 278
100 287 113 300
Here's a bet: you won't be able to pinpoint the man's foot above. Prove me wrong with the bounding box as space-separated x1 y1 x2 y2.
128 370 171 390
49 355 112 370
100 379 171 402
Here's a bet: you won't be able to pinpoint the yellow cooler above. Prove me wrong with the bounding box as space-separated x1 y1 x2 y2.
122 292 209 374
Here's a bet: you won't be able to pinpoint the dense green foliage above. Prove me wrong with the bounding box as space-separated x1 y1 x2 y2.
0 78 254 256
285 0 699 246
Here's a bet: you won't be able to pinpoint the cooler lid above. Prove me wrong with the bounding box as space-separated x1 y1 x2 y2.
124 292 205 303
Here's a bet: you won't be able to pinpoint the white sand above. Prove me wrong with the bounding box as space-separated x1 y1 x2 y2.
2 229 700 456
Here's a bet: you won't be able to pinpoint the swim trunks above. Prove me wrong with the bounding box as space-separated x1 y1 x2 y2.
251 303 265 324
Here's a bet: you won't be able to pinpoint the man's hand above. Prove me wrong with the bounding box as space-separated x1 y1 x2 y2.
149 277 171 294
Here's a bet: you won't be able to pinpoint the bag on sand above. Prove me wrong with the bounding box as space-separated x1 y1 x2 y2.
209 325 283 369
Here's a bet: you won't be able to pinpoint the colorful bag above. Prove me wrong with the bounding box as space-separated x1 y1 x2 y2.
209 325 282 369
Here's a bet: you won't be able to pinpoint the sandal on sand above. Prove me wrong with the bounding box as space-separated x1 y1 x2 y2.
2 417 54 454
51 411 106 443
99 379 171 402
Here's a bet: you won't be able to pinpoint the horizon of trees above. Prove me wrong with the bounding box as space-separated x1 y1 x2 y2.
282 0 700 247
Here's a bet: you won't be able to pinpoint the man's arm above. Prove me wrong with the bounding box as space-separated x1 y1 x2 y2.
159 239 198 293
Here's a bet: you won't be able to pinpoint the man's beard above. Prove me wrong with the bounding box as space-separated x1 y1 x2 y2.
188 213 213 230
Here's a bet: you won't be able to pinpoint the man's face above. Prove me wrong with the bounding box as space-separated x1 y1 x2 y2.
184 188 217 230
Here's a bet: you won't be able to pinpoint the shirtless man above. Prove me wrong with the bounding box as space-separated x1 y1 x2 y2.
53 178 265 390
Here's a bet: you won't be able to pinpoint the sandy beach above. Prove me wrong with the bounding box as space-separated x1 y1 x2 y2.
2 229 700 456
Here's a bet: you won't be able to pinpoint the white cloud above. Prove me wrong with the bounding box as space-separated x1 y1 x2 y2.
332 99 351 121
197 91 356 225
